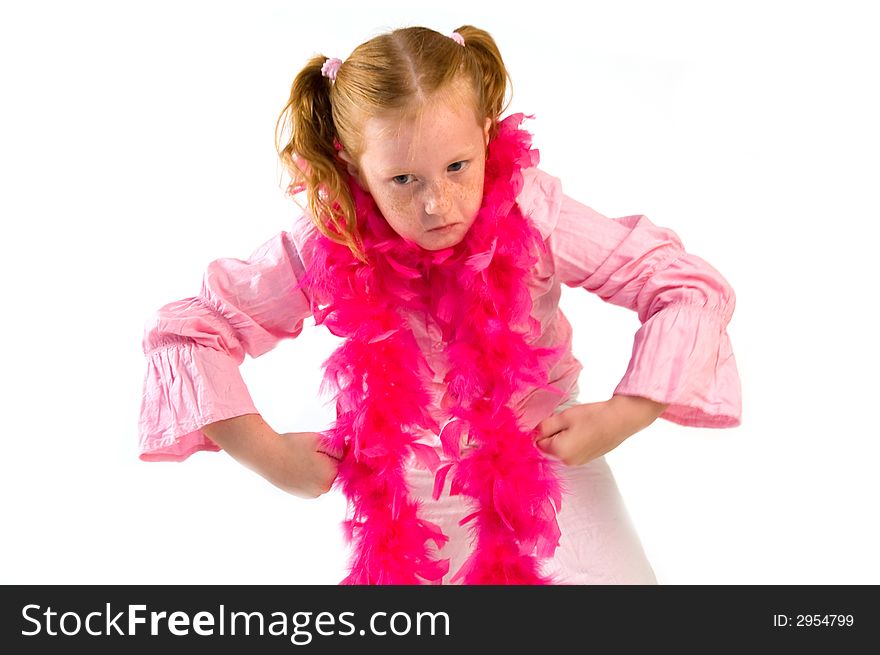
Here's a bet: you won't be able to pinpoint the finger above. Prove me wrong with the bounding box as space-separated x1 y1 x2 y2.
316 433 345 460
317 450 342 462
534 412 567 441
535 434 563 460
316 446 343 461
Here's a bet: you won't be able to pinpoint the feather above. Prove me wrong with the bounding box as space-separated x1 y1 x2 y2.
302 114 565 585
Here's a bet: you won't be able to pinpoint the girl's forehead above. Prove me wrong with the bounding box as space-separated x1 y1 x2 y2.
359 93 485 168
362 112 482 171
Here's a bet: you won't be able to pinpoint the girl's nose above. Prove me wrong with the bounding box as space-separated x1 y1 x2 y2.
424 180 452 216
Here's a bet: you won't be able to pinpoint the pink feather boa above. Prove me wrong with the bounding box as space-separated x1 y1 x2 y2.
300 114 567 584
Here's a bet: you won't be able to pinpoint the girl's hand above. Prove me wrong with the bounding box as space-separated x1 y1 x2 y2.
533 395 668 466
265 431 342 499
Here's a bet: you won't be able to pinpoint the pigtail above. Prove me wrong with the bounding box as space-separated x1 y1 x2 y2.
453 25 512 139
275 56 365 262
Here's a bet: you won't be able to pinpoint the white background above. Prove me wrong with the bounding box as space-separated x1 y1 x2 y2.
2 0 877 585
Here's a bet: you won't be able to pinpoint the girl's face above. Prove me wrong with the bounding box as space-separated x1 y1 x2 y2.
340 87 492 250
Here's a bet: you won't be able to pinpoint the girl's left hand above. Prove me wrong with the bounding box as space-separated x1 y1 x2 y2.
533 395 668 466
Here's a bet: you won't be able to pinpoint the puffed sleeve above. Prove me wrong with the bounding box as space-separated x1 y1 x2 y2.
521 167 742 428
138 216 317 461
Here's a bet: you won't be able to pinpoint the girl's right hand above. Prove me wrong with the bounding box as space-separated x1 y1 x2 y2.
266 431 341 499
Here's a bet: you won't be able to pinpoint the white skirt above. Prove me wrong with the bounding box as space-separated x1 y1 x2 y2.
403 392 658 585
407 457 657 584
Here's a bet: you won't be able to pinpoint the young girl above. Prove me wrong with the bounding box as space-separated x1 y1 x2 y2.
138 25 741 585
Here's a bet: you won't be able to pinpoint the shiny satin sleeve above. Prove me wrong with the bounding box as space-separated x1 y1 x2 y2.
137 217 317 461
520 167 742 428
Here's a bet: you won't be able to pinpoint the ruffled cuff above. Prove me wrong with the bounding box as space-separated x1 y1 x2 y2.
613 302 742 428
138 338 259 462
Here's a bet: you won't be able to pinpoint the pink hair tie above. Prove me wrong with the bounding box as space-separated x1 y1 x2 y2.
321 57 343 81
449 31 465 46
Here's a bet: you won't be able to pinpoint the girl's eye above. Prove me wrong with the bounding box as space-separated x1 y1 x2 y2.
392 162 466 185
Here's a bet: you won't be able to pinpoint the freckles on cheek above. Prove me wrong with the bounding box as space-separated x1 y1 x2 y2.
459 178 485 214
384 195 413 219
376 191 416 232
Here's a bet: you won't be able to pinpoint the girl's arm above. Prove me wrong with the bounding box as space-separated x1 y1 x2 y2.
521 168 741 429
608 394 670 434
139 222 317 463
520 168 741 464
201 414 338 499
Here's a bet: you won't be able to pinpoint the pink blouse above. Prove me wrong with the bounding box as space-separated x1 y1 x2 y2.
138 167 742 462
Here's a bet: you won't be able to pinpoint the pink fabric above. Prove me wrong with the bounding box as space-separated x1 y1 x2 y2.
138 166 741 461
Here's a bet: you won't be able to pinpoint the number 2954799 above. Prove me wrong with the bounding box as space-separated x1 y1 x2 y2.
773 614 854 627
